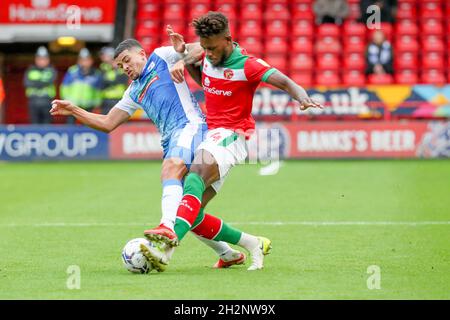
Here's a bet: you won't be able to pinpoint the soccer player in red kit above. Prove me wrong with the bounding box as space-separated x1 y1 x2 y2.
142 13 324 271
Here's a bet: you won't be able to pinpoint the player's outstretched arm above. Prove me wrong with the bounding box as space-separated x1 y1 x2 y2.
170 49 203 85
265 71 324 110
166 24 203 85
50 99 130 133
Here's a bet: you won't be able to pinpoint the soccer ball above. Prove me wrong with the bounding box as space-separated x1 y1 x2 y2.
121 238 153 274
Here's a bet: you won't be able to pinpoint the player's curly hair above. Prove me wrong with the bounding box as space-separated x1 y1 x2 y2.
192 12 229 38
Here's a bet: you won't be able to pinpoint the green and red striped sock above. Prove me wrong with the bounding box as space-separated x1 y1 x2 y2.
174 173 205 241
191 208 242 245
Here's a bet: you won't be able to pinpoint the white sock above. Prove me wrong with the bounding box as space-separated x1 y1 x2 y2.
237 233 259 251
160 179 183 230
194 235 235 258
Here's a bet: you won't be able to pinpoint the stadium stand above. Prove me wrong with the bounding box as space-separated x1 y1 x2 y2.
133 0 450 86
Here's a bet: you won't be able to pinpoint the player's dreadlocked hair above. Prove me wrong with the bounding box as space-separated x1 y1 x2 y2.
114 39 143 59
192 12 229 37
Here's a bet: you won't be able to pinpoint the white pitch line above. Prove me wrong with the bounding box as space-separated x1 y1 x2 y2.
0 221 449 228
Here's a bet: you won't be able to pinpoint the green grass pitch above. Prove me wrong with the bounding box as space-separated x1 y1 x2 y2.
0 160 449 299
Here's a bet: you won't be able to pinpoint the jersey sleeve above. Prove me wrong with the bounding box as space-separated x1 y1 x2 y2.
244 57 277 83
154 46 183 68
112 85 141 116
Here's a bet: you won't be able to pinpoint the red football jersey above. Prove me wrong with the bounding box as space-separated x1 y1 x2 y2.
200 43 276 135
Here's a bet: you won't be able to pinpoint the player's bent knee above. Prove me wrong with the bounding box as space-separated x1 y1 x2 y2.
161 157 187 181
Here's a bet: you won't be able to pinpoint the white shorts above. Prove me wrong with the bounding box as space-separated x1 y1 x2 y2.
196 128 248 192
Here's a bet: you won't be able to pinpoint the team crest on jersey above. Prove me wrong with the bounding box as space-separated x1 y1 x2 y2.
204 77 210 87
224 69 234 79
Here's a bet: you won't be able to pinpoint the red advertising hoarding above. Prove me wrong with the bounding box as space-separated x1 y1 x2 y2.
266 121 449 159
109 121 449 160
0 0 116 24
109 124 163 160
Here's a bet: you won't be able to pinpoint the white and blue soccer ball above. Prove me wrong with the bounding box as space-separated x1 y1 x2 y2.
121 238 153 274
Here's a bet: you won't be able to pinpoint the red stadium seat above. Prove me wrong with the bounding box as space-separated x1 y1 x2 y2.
395 19 419 36
264 55 288 74
163 20 186 35
421 70 446 85
343 22 366 37
190 0 211 4
189 3 210 21
213 3 237 20
239 0 263 4
266 20 288 37
292 36 313 54
421 19 444 36
343 53 365 71
265 37 289 54
317 24 340 38
137 2 160 20
347 2 361 20
315 37 342 54
420 2 444 20
290 72 313 87
164 0 186 4
395 52 418 70
239 20 263 38
293 20 314 37
343 36 366 54
422 53 445 69
164 3 185 21
135 21 160 38
368 74 394 85
317 53 340 71
265 3 290 20
342 71 366 86
138 37 160 53
291 53 314 71
241 4 263 21
292 2 314 21
266 0 289 4
315 71 341 86
395 70 419 85
396 2 417 19
238 37 264 56
395 35 419 53
421 35 445 53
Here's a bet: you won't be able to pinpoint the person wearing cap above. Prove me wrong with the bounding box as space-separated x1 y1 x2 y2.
60 48 103 124
99 46 128 115
23 46 57 124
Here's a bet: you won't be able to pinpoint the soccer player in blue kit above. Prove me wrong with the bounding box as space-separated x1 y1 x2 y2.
50 38 247 271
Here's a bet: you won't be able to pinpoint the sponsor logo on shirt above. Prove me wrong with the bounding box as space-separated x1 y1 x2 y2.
224 69 234 79
138 71 159 103
203 77 232 97
203 86 233 96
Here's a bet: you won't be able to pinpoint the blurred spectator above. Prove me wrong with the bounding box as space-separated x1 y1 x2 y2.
23 46 56 124
360 0 397 24
314 0 349 25
365 30 393 75
60 48 102 124
99 46 128 115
